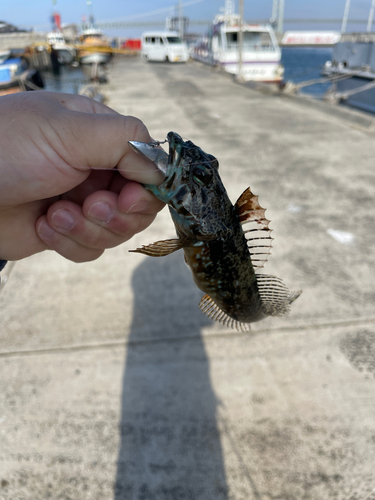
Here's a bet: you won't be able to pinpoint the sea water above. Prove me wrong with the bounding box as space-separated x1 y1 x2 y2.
281 46 333 97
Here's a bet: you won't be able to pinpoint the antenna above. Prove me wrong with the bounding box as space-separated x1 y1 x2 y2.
341 0 351 33
367 0 375 31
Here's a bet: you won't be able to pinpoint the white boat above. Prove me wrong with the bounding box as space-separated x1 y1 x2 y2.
78 26 113 65
191 2 284 82
46 31 76 65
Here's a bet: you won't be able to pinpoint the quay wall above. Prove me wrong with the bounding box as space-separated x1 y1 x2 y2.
0 32 46 50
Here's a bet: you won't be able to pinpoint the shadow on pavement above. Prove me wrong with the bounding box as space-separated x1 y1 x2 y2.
114 251 229 499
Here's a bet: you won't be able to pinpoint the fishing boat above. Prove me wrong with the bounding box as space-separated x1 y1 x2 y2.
46 31 76 65
0 50 11 64
191 1 284 82
78 26 113 65
0 54 44 95
322 32 375 114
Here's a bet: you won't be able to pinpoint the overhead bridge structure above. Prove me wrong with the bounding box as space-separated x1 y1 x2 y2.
94 19 372 30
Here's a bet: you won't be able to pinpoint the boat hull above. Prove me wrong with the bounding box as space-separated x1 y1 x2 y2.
323 68 375 114
323 35 375 114
79 52 112 65
55 48 76 65
220 60 282 82
193 53 283 82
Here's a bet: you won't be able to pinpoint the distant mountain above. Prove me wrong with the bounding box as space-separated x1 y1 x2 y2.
0 21 28 33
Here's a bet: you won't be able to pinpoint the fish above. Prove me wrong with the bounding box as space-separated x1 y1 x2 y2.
129 132 301 331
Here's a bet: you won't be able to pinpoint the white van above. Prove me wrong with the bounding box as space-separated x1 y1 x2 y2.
141 31 189 63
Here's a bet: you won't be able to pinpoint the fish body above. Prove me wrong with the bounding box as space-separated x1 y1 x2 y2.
130 132 300 331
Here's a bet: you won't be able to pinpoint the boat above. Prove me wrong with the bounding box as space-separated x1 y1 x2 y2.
78 26 113 65
46 31 76 65
0 54 44 95
191 1 284 82
0 50 12 64
322 33 375 114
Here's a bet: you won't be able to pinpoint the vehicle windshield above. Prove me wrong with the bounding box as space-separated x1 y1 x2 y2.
226 31 276 51
167 36 182 44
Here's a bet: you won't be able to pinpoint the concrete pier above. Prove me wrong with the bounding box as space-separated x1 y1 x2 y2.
1 57 375 499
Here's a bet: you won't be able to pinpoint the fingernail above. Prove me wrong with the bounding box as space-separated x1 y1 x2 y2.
126 200 148 214
51 209 75 231
38 221 56 240
88 201 114 223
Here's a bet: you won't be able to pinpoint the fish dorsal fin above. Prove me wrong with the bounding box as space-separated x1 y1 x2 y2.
256 274 302 316
130 238 187 257
199 294 251 332
235 187 273 270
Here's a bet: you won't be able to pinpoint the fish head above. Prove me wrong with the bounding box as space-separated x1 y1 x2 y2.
129 132 233 240
159 132 232 239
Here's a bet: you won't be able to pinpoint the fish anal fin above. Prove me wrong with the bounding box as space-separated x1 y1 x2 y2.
130 238 186 257
256 274 302 316
199 294 251 332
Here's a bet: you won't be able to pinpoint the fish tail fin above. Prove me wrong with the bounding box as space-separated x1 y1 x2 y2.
256 274 302 317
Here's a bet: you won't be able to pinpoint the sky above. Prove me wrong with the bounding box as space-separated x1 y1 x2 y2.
1 0 375 37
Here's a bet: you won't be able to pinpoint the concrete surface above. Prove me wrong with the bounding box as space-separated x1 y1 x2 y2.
1 57 375 500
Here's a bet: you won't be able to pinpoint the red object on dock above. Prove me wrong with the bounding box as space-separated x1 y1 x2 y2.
122 39 141 51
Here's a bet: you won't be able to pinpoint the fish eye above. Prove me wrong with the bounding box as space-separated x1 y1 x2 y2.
192 165 213 186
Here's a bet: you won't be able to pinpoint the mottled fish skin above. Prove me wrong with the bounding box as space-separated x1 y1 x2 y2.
131 132 301 331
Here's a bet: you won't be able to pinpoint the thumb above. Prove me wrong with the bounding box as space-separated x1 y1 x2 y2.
51 94 165 186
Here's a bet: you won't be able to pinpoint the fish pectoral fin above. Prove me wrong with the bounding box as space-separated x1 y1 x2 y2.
199 294 251 332
256 274 302 316
235 187 273 270
129 238 187 257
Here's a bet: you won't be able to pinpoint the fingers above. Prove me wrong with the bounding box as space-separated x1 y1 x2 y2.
36 183 165 263
48 96 165 186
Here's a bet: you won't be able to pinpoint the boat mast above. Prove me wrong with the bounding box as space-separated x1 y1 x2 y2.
238 0 244 81
178 0 184 39
341 0 351 33
367 0 375 31
271 0 279 29
277 0 285 34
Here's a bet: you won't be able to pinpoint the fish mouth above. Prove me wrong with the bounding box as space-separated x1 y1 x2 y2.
167 132 184 168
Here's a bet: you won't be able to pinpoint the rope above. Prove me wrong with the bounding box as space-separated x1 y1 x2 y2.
295 70 361 90
335 77 375 99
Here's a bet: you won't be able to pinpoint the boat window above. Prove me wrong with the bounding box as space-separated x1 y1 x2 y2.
167 36 182 44
227 32 238 46
226 31 276 51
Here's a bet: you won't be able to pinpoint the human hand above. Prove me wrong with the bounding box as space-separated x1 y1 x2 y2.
0 91 165 262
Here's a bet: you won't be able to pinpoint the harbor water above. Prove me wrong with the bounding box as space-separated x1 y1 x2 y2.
41 63 107 94
281 46 333 97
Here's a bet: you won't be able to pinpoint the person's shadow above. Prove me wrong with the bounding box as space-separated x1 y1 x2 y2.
114 251 229 499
